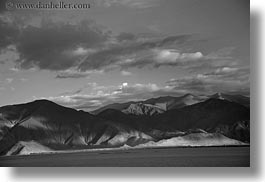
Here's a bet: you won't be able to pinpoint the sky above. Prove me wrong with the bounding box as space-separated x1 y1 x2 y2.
0 0 249 111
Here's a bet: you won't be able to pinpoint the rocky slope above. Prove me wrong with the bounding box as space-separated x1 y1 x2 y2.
91 94 204 115
0 100 152 155
210 93 250 107
135 132 247 148
0 93 250 156
98 98 250 142
93 93 249 115
122 103 165 116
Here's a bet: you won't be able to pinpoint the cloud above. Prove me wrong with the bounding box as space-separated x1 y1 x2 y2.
173 47 241 74
78 34 198 71
39 63 249 111
56 69 103 79
17 20 110 70
0 18 110 71
6 78 13 83
153 49 203 66
116 32 136 42
59 82 98 96
9 67 19 72
20 78 28 82
0 14 245 79
121 70 132 76
1 16 200 74
0 45 19 63
97 0 160 9
0 18 18 49
204 67 239 76
42 82 180 111
56 72 89 79
167 67 250 95
0 80 4 91
76 34 242 74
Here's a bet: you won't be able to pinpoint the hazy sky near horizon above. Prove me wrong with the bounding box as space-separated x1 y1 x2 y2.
0 0 249 110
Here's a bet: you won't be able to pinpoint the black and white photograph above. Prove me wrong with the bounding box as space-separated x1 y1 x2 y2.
0 0 250 167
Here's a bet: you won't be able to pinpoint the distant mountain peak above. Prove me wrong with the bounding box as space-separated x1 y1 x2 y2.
122 103 165 116
0 94 250 156
31 99 58 106
210 93 250 107
211 92 226 100
182 93 195 97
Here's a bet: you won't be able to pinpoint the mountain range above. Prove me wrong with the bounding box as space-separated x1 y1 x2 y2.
91 94 206 115
0 93 250 156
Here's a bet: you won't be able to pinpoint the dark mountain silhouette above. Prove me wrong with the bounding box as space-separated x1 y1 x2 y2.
97 98 250 142
210 93 250 107
151 98 249 131
98 109 186 140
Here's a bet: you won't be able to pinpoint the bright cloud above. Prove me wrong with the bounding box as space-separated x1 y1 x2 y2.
154 49 203 64
41 82 179 111
121 70 132 76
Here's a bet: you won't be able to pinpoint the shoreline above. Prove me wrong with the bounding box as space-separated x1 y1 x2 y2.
0 144 250 158
0 146 250 167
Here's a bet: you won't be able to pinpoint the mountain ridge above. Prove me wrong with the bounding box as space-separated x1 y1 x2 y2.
0 93 250 156
92 93 249 115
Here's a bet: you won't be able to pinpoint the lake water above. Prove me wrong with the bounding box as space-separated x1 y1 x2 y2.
0 146 250 167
